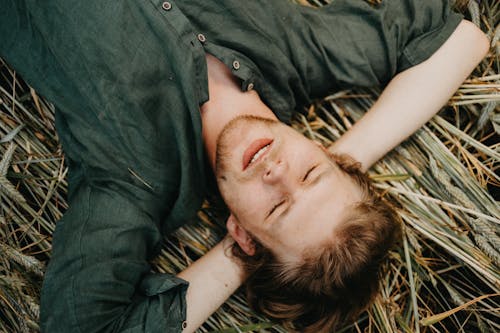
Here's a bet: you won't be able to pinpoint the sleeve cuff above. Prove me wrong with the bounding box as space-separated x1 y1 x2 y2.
399 11 463 71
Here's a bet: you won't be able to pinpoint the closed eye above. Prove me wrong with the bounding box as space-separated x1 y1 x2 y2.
302 165 317 182
268 200 285 217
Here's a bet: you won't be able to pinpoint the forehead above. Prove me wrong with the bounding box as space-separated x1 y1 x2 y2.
268 166 363 259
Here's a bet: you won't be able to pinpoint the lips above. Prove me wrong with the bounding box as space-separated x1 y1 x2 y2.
242 138 273 170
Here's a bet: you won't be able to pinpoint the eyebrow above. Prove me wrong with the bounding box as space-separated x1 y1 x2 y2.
271 166 331 226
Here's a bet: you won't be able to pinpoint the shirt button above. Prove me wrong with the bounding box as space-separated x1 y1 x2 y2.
162 1 172 10
197 33 206 43
232 60 240 70
246 82 254 91
182 321 188 330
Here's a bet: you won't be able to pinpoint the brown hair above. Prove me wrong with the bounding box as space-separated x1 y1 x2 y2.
231 153 402 332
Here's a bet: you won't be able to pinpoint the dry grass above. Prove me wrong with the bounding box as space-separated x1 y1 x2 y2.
1 0 499 332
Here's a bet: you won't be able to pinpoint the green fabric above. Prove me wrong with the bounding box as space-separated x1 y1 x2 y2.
0 0 462 332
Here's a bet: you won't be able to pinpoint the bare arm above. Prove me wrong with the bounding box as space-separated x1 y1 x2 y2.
329 20 490 172
177 237 245 333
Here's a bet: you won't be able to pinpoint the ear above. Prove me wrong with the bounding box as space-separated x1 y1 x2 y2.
226 214 256 256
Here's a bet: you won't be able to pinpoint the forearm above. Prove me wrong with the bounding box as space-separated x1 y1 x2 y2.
177 237 246 333
330 20 489 171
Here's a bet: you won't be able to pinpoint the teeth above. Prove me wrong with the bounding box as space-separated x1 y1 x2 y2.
250 144 270 165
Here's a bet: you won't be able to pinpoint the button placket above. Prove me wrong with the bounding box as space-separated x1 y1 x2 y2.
197 33 206 43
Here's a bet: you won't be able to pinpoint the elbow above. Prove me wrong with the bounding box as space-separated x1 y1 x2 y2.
475 25 490 60
462 20 490 62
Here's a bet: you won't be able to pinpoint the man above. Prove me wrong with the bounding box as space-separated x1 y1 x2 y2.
0 0 488 332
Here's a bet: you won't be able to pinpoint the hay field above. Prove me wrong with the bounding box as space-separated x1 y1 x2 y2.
0 0 499 332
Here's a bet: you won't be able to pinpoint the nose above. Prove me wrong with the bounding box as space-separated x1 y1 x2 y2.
262 158 289 185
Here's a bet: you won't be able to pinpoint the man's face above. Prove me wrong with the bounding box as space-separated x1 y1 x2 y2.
216 115 363 261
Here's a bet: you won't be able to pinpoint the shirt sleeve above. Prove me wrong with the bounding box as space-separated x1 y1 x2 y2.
2 3 202 330
290 0 463 98
40 180 188 333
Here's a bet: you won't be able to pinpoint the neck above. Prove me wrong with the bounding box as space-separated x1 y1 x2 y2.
201 54 277 170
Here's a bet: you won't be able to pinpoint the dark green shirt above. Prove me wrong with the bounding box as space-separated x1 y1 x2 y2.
0 0 462 332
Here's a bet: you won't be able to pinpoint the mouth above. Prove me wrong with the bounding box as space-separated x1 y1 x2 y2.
242 138 273 170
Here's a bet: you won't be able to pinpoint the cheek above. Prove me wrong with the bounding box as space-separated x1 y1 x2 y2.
225 182 267 219
291 143 318 161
